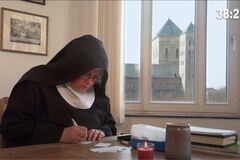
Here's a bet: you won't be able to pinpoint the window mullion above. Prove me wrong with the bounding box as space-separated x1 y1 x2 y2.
225 0 239 112
141 1 152 111
195 0 207 112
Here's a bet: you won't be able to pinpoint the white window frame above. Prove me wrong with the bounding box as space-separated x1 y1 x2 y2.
124 0 240 116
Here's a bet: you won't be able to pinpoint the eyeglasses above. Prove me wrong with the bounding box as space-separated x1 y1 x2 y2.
81 70 103 81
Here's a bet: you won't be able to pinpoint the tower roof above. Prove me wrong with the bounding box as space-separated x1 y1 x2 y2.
185 22 194 33
158 19 182 36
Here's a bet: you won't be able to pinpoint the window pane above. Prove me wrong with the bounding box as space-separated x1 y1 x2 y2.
151 1 195 102
122 1 141 102
206 1 227 104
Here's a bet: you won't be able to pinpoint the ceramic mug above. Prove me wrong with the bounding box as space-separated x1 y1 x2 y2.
165 122 191 160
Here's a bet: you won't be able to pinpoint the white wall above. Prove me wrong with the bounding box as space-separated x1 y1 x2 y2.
0 0 97 97
68 1 98 38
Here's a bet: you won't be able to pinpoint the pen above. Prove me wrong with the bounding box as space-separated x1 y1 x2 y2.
71 118 78 127
71 118 87 142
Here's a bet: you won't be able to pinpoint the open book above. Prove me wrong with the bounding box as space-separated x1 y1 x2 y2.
190 126 238 147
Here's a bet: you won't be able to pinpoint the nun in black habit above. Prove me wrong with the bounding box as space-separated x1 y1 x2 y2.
1 35 116 147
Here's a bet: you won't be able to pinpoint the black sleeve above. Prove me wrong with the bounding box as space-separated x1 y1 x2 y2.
1 82 64 147
99 112 117 136
97 96 117 136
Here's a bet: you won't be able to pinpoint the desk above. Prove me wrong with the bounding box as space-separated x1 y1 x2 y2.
0 138 239 159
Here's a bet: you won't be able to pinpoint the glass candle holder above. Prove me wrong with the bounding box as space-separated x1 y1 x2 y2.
137 141 154 160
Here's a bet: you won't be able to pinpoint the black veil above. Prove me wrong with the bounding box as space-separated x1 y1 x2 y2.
17 35 108 94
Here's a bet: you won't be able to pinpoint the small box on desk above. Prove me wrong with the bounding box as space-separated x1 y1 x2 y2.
130 124 166 151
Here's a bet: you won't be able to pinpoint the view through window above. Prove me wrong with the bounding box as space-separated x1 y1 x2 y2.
123 1 141 102
206 0 227 104
151 1 195 102
122 0 237 113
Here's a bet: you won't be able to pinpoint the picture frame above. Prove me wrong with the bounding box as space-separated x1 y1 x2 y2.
1 7 48 56
22 0 46 5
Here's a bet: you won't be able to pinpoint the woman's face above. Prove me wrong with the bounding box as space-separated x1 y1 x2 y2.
69 68 103 92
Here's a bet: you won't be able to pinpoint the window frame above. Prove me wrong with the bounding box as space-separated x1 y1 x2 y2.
124 0 240 115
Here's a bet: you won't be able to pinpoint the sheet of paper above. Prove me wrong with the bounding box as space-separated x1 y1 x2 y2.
79 141 92 144
94 143 111 147
90 146 129 153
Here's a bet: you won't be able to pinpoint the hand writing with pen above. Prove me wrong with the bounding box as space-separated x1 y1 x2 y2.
59 118 105 143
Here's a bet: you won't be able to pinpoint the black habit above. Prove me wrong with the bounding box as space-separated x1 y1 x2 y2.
0 35 116 147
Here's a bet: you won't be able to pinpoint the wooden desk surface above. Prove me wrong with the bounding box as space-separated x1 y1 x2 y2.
0 138 239 159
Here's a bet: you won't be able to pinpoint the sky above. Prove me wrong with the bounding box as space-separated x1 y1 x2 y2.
122 0 227 89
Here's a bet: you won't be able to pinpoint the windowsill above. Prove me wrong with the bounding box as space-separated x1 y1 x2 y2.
125 110 240 119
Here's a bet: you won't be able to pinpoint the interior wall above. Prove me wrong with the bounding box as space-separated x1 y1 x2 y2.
0 1 97 97
68 1 98 38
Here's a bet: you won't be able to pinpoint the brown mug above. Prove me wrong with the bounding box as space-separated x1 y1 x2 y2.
165 122 191 160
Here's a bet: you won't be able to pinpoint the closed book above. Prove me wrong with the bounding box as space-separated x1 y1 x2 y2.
192 142 240 157
190 126 238 147
191 134 237 147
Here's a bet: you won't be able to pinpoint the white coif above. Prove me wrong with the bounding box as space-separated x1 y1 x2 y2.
57 84 95 109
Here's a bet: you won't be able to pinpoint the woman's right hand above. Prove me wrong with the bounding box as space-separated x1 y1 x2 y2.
59 125 87 143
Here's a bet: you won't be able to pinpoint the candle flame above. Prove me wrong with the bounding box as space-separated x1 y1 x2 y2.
144 141 148 148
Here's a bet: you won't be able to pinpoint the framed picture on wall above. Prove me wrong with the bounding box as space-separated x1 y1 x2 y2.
22 0 46 5
0 8 48 56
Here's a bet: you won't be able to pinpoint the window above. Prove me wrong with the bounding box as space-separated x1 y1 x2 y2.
123 1 141 102
151 1 195 102
206 0 227 104
176 49 179 58
165 48 168 59
122 0 239 114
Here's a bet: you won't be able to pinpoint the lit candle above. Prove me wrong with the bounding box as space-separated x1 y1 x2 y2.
137 141 154 160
